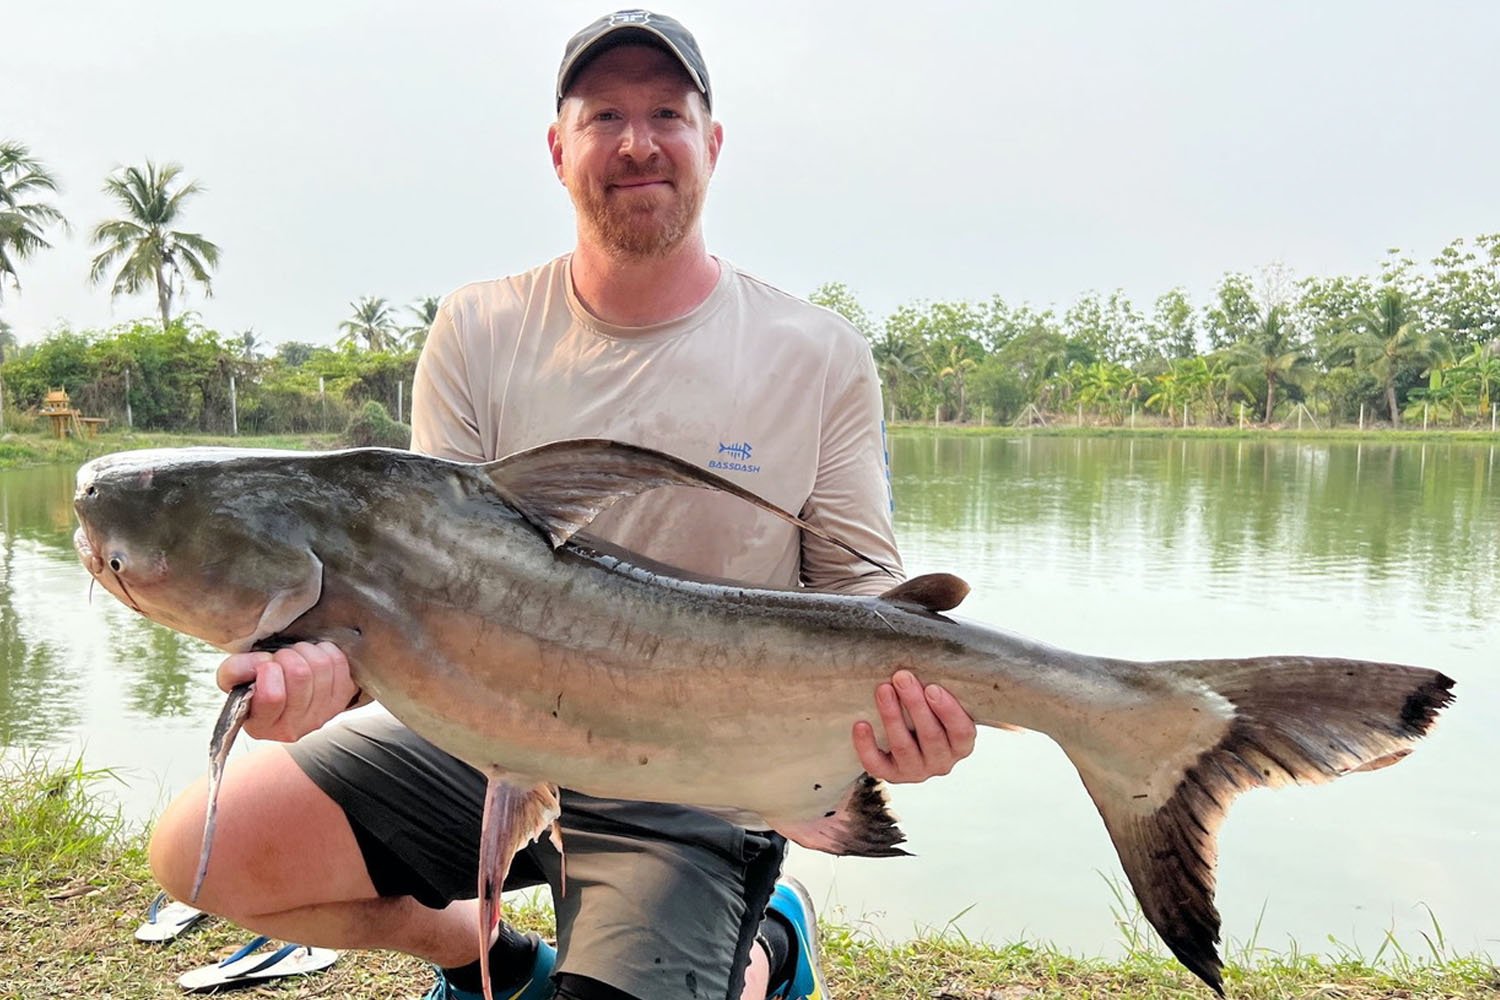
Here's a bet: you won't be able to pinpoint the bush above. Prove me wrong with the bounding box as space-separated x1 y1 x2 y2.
341 400 411 449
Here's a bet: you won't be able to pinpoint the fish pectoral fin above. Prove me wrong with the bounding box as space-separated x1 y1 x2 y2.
878 573 970 613
240 552 324 651
768 773 909 858
480 439 896 576
477 775 561 1000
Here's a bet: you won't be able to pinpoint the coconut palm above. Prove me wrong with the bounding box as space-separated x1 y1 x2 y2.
89 160 221 330
338 296 398 353
0 141 68 301
1226 306 1312 422
1340 287 1449 427
234 329 262 361
404 296 441 350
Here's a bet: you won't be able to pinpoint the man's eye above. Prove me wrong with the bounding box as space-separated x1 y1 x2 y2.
655 108 681 119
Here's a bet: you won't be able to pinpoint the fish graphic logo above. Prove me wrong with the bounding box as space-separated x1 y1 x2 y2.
717 442 752 461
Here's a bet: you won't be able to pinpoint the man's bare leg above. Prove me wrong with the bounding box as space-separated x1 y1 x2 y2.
149 743 481 968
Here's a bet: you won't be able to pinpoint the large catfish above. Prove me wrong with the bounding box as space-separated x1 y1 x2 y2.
73 441 1453 997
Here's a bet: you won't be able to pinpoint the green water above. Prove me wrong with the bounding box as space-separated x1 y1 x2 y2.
1 436 1495 957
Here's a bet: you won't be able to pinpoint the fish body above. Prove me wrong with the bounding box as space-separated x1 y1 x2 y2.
72 441 1454 996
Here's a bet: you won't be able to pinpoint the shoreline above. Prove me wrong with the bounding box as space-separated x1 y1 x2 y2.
2 763 1494 999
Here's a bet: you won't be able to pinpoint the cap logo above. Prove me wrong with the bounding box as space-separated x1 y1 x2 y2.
609 11 652 25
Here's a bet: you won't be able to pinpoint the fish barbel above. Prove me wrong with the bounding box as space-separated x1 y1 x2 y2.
72 440 1454 997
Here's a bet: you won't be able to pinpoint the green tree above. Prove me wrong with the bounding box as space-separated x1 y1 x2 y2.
275 340 317 368
809 281 873 338
1202 272 1259 350
233 328 262 361
88 161 221 331
0 316 15 366
404 296 442 350
338 296 398 353
1341 287 1450 427
1226 306 1312 421
1448 341 1500 417
0 141 68 303
1144 288 1198 362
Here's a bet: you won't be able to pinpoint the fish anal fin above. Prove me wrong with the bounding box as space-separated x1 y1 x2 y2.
878 573 970 613
480 439 896 577
477 774 561 1000
770 773 909 858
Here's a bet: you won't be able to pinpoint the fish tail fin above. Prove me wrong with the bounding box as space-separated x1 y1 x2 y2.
1060 657 1454 996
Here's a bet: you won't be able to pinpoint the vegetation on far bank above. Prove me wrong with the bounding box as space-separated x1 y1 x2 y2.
2 760 1494 1000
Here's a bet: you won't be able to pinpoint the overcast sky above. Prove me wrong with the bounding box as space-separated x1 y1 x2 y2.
5 1 1498 347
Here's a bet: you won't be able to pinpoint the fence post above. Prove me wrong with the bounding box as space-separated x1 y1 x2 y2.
1423 403 1429 431
124 367 134 429
1359 402 1365 431
0 377 5 433
230 374 238 436
320 376 326 432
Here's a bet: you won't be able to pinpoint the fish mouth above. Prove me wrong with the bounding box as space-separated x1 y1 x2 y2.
73 525 143 613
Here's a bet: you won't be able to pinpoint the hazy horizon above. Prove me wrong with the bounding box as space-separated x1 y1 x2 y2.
5 1 1498 347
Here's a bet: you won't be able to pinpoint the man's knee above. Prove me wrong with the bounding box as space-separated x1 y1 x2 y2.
146 745 373 918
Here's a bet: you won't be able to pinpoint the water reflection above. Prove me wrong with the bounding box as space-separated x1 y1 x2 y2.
890 436 1499 638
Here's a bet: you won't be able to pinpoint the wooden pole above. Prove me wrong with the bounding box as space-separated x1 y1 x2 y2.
124 367 133 429
1359 402 1365 431
397 381 404 424
230 374 238 436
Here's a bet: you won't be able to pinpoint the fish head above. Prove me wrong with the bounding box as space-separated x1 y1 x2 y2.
74 447 327 652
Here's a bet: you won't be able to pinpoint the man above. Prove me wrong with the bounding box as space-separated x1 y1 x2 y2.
148 11 976 1000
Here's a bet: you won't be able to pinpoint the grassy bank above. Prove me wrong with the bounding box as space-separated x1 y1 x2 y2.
2 762 1493 999
0 430 343 471
889 422 1500 443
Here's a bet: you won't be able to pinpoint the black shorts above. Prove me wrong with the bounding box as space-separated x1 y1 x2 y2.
287 710 785 1000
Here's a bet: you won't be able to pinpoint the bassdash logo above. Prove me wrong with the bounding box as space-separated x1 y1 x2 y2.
709 441 760 474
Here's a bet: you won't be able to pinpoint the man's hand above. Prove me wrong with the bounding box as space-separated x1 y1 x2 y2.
852 669 977 783
216 641 360 743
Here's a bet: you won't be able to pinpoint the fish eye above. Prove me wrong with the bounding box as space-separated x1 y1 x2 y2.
85 485 97 497
108 556 123 572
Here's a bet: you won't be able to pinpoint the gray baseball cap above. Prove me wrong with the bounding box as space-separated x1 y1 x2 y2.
556 10 712 111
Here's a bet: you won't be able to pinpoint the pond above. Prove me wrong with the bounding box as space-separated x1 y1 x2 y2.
2 433 1496 959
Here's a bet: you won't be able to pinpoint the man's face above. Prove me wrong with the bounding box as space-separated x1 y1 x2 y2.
550 44 723 259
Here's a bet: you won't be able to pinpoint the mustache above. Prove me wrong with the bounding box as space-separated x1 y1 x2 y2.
607 159 673 185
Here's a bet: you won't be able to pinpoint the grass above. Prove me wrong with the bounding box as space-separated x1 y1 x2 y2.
1 762 1494 999
0 430 343 470
889 421 1500 443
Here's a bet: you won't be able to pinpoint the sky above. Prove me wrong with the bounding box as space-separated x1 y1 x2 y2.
4 1 1499 348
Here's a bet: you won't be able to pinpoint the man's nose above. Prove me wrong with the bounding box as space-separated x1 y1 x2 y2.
618 119 658 159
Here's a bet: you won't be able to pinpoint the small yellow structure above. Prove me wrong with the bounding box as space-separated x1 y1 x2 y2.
40 387 108 439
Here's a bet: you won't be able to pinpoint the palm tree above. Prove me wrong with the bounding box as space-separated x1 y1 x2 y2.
1226 306 1312 422
870 327 923 422
89 160 221 330
338 296 398 352
404 295 441 350
0 315 15 365
1340 288 1449 427
0 141 68 301
234 329 262 361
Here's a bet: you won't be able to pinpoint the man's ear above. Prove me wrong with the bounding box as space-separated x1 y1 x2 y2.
707 121 724 173
548 121 566 184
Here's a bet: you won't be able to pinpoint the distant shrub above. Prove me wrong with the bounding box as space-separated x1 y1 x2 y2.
341 400 411 449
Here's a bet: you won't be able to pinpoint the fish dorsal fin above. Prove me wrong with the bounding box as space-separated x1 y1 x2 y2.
878 573 970 612
481 439 898 578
